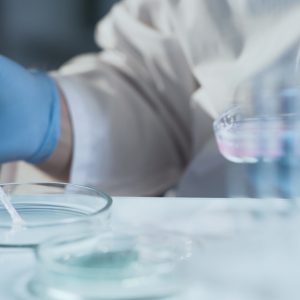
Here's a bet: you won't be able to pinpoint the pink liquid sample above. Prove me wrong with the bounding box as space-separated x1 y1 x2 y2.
215 117 300 163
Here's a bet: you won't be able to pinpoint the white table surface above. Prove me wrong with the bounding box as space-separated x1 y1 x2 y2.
0 197 277 299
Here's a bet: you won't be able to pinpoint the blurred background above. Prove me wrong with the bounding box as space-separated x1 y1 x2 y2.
0 0 119 69
0 0 119 182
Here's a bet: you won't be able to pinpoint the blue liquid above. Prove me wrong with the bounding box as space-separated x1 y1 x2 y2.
29 233 182 300
58 249 139 270
0 199 103 247
0 204 86 224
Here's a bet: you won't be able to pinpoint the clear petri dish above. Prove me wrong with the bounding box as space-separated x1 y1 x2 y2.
213 81 300 199
0 183 112 248
213 60 300 165
213 105 295 164
29 231 191 300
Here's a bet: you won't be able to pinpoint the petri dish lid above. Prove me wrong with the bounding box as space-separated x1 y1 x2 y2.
30 231 193 300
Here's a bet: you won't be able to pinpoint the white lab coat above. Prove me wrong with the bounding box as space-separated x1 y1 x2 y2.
54 0 300 196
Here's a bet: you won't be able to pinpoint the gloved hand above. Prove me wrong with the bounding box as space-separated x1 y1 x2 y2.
0 55 60 164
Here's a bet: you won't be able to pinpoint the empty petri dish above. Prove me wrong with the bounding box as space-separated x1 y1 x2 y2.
0 183 112 248
29 232 191 300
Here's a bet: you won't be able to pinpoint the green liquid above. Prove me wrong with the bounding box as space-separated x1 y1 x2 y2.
59 249 139 269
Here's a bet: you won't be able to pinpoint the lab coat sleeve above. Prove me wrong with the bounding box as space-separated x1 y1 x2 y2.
54 0 196 196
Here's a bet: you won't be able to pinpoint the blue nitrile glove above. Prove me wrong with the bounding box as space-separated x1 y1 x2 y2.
0 55 60 163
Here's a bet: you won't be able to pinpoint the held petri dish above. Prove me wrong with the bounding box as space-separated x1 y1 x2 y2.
29 232 192 300
0 183 112 248
214 62 300 165
213 83 300 199
213 105 300 163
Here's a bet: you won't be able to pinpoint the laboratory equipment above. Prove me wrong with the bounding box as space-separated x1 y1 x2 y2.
0 183 112 248
0 165 23 226
214 62 300 199
0 197 292 300
29 231 192 300
0 187 24 226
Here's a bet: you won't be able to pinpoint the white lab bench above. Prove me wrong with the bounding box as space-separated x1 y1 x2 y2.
0 197 274 299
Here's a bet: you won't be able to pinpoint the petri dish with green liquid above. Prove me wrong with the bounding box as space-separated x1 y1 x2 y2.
29 231 192 300
0 183 112 248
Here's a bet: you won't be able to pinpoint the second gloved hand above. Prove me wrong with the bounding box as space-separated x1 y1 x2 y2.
0 55 60 164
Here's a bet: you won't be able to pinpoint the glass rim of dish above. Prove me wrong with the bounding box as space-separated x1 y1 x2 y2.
213 104 300 131
0 182 113 229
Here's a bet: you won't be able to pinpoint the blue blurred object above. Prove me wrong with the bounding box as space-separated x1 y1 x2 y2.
0 55 60 163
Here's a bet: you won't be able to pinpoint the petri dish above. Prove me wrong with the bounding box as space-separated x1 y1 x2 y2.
213 62 300 165
213 64 300 199
0 183 112 248
214 104 300 199
213 105 292 164
29 231 192 300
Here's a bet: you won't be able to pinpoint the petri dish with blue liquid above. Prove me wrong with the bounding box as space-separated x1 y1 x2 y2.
28 231 192 300
0 183 112 248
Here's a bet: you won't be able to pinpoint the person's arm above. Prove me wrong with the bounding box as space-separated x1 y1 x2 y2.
37 90 72 181
0 0 196 195
48 0 197 195
0 56 60 167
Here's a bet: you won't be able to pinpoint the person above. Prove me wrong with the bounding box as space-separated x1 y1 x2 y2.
0 0 299 197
